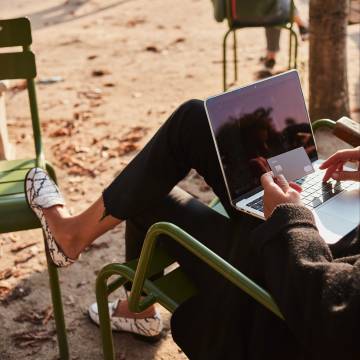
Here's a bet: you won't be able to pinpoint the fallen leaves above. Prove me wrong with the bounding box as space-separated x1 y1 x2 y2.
14 252 36 266
0 268 13 281
78 89 103 100
10 241 37 253
49 123 149 179
145 45 160 53
14 306 53 326
91 69 111 77
171 37 186 45
12 329 56 348
144 36 187 55
117 126 149 156
126 17 146 27
0 285 11 299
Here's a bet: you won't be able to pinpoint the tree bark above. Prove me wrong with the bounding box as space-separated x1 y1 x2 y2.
309 0 350 121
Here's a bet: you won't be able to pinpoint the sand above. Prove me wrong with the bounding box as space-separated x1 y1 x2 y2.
0 0 359 359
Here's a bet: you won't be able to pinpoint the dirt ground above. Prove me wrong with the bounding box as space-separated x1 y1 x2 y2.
0 0 359 359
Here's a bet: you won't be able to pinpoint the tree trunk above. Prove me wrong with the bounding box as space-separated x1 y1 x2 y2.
309 0 350 121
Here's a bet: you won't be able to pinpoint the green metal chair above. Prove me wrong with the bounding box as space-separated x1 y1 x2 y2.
0 18 69 359
95 116 360 360
95 202 283 360
222 0 299 91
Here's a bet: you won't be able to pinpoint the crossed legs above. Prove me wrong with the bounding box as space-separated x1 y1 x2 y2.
40 99 239 319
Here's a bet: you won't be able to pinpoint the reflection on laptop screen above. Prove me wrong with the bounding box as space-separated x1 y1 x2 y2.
206 71 316 201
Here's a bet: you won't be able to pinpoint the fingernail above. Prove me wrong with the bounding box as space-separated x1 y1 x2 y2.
332 172 339 180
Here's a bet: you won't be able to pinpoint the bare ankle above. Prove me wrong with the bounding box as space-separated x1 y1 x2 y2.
114 299 156 319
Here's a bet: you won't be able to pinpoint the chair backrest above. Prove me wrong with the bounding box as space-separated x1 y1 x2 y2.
0 18 43 165
226 0 293 28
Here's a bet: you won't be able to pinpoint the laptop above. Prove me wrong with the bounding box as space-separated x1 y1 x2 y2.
205 70 359 244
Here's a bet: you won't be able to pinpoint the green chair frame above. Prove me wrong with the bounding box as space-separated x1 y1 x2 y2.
223 0 298 91
95 117 360 360
0 18 69 359
96 207 284 360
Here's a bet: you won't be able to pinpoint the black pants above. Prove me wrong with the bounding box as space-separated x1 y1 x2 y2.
102 99 261 291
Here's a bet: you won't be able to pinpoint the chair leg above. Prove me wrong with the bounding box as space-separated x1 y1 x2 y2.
95 264 137 360
45 235 69 360
223 28 233 91
233 30 238 82
96 268 118 360
287 26 299 69
288 26 293 69
291 28 299 68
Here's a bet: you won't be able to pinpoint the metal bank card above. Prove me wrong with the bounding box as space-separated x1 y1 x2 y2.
267 146 314 182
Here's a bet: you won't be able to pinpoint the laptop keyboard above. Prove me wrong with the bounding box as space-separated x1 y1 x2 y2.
246 171 354 212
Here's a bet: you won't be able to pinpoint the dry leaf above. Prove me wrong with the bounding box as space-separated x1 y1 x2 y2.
126 17 146 27
0 285 11 300
14 306 53 326
10 241 37 253
12 328 56 348
171 37 186 44
14 253 36 265
145 45 160 53
0 268 13 281
91 69 111 77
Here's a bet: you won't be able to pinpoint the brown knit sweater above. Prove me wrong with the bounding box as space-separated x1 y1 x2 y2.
172 204 360 360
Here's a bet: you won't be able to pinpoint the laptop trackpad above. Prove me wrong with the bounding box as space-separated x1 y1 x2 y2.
314 188 360 244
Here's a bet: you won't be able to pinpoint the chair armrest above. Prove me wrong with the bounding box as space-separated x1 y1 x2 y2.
333 117 360 147
312 117 360 147
128 222 284 319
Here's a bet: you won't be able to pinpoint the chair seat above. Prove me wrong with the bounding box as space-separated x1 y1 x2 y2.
0 158 40 232
231 18 290 28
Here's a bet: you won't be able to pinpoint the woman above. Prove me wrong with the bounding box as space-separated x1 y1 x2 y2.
25 100 360 358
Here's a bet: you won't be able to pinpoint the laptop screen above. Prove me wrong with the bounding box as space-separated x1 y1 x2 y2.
206 71 317 202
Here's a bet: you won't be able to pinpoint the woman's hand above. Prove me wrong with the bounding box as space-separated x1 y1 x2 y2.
261 172 303 219
320 147 360 182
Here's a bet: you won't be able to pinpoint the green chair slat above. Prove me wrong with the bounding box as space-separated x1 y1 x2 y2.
152 267 197 307
0 52 36 80
0 169 29 183
0 158 36 172
107 247 177 295
0 180 24 196
0 18 32 47
0 193 39 232
122 247 176 276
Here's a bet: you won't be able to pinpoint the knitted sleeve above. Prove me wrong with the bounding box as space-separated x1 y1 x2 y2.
252 204 360 359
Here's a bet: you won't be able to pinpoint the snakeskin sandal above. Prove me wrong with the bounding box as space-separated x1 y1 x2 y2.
88 299 163 340
25 167 76 267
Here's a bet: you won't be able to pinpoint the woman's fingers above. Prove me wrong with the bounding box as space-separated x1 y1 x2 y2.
260 172 276 188
289 182 302 193
323 163 340 182
320 147 360 170
274 174 290 192
332 170 360 182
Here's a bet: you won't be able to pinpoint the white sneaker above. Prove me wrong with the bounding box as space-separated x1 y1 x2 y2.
88 299 163 340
